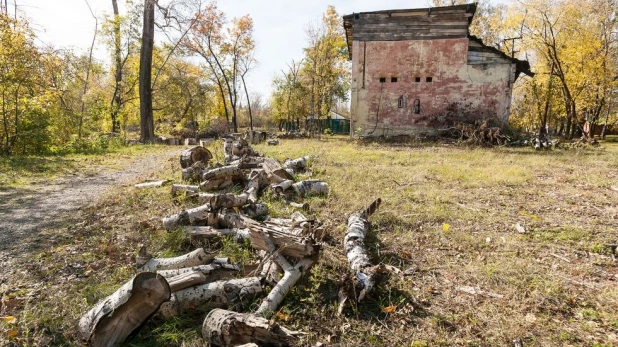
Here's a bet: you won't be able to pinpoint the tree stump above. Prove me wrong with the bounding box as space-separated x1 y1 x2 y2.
180 146 213 168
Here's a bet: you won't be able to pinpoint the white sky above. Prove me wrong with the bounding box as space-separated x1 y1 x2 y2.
15 0 436 97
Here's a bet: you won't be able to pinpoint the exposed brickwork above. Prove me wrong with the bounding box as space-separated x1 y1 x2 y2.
350 39 516 136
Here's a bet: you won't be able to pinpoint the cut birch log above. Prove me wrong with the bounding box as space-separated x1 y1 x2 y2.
78 272 170 347
242 202 269 219
181 165 205 182
137 247 214 272
184 138 197 146
292 180 329 197
162 204 212 230
262 158 294 181
254 231 315 318
199 177 235 192
244 219 320 258
158 262 240 280
210 193 249 209
202 164 243 181
339 198 383 312
272 180 294 194
135 180 171 188
171 184 200 196
159 277 263 319
166 271 208 292
267 139 279 146
245 169 268 203
223 137 234 164
183 226 250 242
283 156 310 173
180 146 213 168
202 309 299 347
197 192 217 203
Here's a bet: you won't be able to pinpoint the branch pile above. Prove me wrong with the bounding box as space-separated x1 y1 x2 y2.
80 134 330 346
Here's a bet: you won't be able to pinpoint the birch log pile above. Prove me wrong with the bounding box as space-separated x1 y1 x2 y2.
339 198 384 313
78 272 170 346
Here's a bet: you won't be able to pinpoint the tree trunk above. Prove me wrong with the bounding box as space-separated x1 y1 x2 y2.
136 247 214 272
159 277 263 318
202 309 299 346
339 198 382 312
292 180 329 197
139 0 156 143
241 73 253 130
111 0 122 133
78 272 170 346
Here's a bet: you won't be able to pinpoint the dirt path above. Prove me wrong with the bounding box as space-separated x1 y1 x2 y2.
0 148 181 253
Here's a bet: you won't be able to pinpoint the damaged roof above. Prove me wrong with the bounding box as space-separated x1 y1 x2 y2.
342 4 477 57
342 3 534 79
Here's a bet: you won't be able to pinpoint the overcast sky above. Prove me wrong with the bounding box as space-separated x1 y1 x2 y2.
16 0 436 98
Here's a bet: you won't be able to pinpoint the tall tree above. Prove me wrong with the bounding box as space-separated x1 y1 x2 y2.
110 0 122 133
139 0 156 142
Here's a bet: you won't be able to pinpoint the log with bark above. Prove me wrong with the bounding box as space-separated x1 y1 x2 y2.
223 137 235 164
183 226 250 242
272 179 294 194
199 177 236 192
162 204 212 230
180 146 213 168
159 277 263 318
181 162 206 182
202 163 243 182
245 169 268 204
78 272 171 346
171 184 200 196
254 231 315 318
158 261 242 292
246 220 320 259
262 157 294 182
135 180 171 188
339 198 383 313
267 139 279 146
292 180 329 197
136 247 215 272
283 156 310 173
202 309 299 346
210 193 249 209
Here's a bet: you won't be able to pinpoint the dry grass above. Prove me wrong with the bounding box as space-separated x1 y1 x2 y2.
1 137 617 346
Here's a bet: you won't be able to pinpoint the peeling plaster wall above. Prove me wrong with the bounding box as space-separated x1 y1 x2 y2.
350 38 515 137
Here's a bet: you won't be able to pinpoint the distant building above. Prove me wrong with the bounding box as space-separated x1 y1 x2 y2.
343 4 533 137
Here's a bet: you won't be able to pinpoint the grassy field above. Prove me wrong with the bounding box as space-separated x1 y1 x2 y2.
0 144 173 189
1 137 617 346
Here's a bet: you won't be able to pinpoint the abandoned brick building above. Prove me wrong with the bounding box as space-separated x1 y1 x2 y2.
343 4 533 137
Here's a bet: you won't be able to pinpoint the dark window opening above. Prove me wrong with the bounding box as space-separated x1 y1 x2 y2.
415 77 421 82
391 77 398 83
413 99 421 114
379 77 386 83
426 77 433 82
354 13 360 19
398 96 404 108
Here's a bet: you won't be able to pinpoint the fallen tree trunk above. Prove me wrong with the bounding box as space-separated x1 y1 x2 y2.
210 193 249 209
254 232 314 318
180 146 213 168
171 184 200 196
162 204 211 230
339 198 383 311
262 157 294 181
78 272 170 346
159 277 263 318
292 180 329 197
183 226 249 241
283 156 310 173
202 164 243 181
202 309 299 346
135 180 171 188
137 247 214 272
199 177 236 192
272 180 294 194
